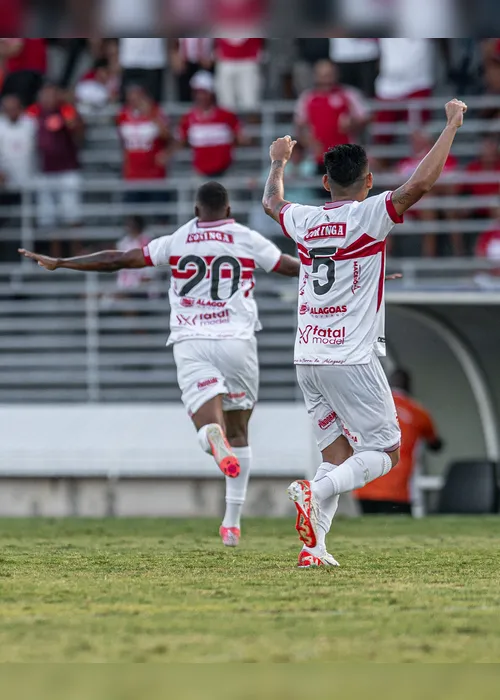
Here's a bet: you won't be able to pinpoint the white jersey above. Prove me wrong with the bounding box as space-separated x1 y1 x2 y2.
280 191 403 366
143 217 282 345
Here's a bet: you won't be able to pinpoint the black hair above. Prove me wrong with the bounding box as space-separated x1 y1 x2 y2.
93 58 110 71
324 144 369 189
390 368 412 394
127 215 145 232
196 181 229 215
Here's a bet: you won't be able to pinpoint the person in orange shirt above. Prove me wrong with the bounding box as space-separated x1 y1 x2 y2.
354 368 443 514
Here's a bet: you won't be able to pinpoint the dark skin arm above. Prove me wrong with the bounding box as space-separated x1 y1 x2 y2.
391 99 467 216
273 254 300 277
18 248 147 272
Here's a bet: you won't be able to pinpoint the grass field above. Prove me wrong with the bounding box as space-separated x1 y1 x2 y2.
0 516 499 662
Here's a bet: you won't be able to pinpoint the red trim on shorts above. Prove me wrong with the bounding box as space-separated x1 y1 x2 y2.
279 203 293 239
142 246 153 266
385 192 404 224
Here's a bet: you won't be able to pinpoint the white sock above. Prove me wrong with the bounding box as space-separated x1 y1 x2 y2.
311 451 392 501
222 446 252 529
312 463 340 549
197 424 218 454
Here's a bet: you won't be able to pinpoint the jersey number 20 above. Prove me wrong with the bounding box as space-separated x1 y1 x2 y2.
177 255 241 300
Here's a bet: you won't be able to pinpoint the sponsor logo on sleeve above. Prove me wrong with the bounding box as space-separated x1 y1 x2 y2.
197 377 219 390
342 423 360 444
299 325 346 345
318 410 338 430
351 261 361 294
227 391 246 400
304 222 346 242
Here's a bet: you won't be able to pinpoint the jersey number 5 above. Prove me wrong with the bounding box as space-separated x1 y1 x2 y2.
310 247 336 296
177 255 241 300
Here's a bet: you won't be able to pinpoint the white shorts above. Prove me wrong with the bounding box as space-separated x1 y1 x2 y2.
37 171 82 228
215 60 261 112
173 337 259 417
296 354 401 453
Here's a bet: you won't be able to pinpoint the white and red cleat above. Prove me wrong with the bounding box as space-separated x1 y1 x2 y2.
287 479 319 548
297 547 340 568
206 424 240 478
219 526 240 547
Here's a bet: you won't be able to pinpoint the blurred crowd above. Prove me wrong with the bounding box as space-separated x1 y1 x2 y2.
0 37 499 271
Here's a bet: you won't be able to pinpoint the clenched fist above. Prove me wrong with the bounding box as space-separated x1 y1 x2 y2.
445 99 467 129
269 135 297 164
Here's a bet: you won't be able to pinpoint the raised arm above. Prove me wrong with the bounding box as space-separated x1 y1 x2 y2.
18 248 147 272
262 135 296 223
391 99 467 216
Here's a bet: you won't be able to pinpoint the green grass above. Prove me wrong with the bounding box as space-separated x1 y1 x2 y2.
0 517 499 662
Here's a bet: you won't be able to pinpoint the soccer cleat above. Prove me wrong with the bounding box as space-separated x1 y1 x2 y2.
219 526 240 547
206 424 240 478
287 479 319 548
298 547 340 568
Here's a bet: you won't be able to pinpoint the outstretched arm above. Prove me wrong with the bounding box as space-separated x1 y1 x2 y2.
391 99 467 216
262 135 296 223
273 254 300 277
18 248 147 272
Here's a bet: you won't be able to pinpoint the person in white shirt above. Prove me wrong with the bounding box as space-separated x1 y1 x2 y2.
119 38 167 103
19 182 300 548
262 99 467 568
0 94 35 191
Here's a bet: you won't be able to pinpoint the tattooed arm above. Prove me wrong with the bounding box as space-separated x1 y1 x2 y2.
262 135 296 222
392 99 467 216
18 248 147 272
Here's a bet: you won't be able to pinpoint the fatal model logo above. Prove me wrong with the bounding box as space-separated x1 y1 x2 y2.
351 261 361 293
299 325 346 345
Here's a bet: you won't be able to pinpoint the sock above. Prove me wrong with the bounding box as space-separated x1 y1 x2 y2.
311 451 392 501
312 462 340 549
197 424 218 455
222 446 252 529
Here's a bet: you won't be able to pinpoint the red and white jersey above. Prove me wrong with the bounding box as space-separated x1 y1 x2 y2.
117 106 169 180
280 192 404 366
178 106 239 176
143 218 282 345
215 39 263 62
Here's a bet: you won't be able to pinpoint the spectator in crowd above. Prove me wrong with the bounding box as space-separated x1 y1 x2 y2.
27 82 84 255
0 38 47 107
375 39 435 145
214 39 264 112
396 130 461 257
116 215 154 294
329 38 380 97
75 58 119 115
170 38 213 102
178 71 244 178
294 59 369 173
475 209 500 288
354 368 442 516
293 39 330 96
0 94 36 202
117 84 171 210
463 136 500 219
119 38 167 103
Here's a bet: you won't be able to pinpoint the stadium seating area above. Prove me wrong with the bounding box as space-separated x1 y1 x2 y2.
1 38 499 403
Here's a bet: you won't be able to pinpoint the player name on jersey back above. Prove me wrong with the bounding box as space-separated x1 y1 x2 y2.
143 218 282 345
281 192 403 365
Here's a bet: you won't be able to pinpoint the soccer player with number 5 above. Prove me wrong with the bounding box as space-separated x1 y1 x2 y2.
19 181 300 547
263 99 467 568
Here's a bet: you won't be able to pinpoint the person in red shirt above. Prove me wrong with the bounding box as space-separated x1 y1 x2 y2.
294 59 369 173
178 71 244 177
0 39 47 107
214 39 263 112
117 85 171 210
27 82 84 256
463 136 500 219
396 130 462 257
354 369 443 515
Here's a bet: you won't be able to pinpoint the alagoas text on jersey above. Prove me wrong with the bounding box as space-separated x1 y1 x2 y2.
280 191 404 365
143 218 282 345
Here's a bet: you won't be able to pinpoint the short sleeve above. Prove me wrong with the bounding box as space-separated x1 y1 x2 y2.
280 202 312 242
249 230 282 272
354 191 404 242
143 234 173 267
